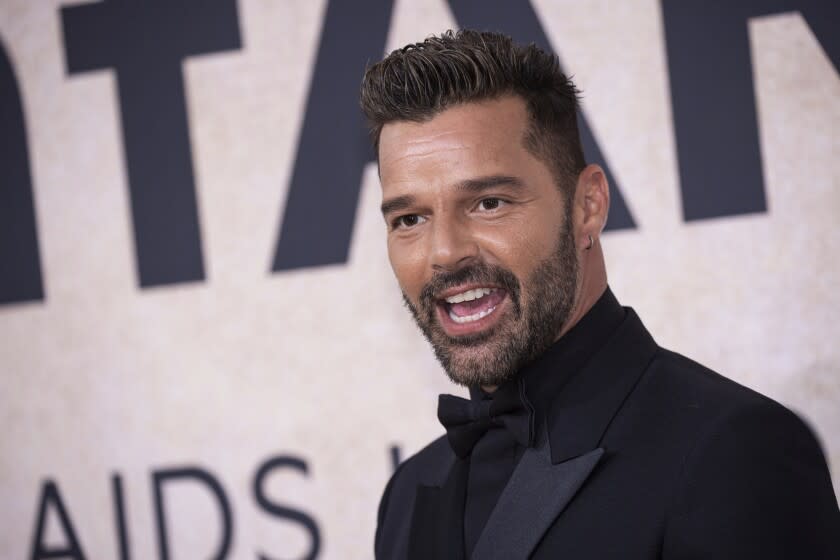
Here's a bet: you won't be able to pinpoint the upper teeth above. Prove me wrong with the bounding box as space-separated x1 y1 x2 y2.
445 287 496 304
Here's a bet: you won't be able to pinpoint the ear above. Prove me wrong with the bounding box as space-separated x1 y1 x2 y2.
573 164 610 249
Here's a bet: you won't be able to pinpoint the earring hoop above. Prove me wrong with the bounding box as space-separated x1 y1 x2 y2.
585 234 594 250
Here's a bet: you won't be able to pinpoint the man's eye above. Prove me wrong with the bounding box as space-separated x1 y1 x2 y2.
478 198 504 211
392 214 424 229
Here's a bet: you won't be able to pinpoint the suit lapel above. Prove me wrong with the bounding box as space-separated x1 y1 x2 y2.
545 308 658 464
406 306 658 559
408 457 469 560
470 442 604 560
469 308 657 559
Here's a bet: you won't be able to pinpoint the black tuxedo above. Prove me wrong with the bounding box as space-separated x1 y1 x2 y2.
374 298 840 559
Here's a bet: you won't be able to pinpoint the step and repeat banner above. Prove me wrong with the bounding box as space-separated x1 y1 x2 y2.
1 0 838 558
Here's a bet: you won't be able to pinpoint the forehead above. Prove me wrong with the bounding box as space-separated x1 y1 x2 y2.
378 96 533 189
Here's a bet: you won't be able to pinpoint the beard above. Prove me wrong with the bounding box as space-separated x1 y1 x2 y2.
403 217 579 388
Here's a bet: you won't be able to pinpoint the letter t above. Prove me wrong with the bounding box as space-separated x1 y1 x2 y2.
61 1 241 287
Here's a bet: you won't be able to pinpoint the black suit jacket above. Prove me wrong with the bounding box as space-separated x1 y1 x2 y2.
375 308 840 559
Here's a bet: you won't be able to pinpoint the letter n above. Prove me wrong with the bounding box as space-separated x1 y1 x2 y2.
662 0 837 221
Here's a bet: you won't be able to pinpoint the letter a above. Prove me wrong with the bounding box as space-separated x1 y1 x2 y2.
29 480 86 560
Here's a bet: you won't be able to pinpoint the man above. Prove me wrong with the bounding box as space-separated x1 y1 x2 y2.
360 30 840 559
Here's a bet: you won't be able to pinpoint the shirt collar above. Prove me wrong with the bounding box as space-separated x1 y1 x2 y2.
469 286 626 430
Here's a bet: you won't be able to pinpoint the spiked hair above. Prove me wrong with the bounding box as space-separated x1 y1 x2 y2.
360 29 586 193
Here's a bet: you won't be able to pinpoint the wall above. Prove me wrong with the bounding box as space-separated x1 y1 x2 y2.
1 0 838 558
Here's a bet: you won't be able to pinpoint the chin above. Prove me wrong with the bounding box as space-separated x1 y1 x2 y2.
437 343 519 388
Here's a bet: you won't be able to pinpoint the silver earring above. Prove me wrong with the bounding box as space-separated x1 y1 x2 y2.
585 234 594 250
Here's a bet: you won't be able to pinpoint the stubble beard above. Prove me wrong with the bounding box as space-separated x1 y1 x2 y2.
403 218 579 388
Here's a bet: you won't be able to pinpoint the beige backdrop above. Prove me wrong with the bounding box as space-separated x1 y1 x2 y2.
1 0 838 558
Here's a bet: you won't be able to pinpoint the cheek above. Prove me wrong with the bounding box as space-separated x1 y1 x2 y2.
387 238 428 297
477 220 558 277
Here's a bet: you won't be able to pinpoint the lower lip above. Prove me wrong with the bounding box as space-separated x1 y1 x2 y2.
436 292 510 337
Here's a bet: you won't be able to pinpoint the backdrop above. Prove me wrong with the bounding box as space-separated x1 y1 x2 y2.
1 1 838 558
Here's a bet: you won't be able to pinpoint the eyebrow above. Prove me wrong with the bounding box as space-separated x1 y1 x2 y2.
380 195 416 217
379 175 526 217
455 174 525 193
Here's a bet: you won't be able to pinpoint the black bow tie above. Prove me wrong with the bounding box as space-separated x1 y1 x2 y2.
437 388 534 459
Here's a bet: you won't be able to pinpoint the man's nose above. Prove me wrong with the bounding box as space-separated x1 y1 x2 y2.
429 218 479 272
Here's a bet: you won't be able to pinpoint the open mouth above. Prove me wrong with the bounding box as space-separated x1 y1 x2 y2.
435 286 508 335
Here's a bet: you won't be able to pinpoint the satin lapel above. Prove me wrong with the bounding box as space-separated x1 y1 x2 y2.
408 458 469 560
546 308 657 464
470 442 604 560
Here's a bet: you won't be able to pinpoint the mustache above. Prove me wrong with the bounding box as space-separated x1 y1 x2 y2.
418 262 522 317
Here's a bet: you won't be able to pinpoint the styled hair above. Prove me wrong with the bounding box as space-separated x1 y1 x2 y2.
360 29 586 193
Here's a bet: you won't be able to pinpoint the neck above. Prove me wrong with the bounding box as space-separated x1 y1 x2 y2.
481 246 608 394
556 242 608 341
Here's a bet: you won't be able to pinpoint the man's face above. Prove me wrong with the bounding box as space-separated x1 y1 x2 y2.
378 96 580 387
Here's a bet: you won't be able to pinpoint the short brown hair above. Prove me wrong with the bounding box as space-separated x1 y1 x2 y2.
360 29 586 193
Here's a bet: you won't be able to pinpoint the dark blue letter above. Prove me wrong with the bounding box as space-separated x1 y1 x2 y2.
271 0 394 271
152 466 233 560
447 0 636 231
1 39 43 305
662 0 837 221
253 455 321 560
29 480 85 560
61 1 241 287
